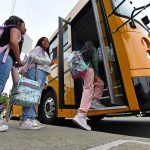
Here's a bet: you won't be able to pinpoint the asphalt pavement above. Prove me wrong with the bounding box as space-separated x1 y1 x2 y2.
0 118 150 150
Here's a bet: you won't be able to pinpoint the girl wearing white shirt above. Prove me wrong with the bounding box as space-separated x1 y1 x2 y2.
18 37 54 130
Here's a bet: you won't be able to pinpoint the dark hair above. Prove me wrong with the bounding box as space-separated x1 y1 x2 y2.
35 37 47 47
81 41 95 61
35 37 49 53
4 15 24 27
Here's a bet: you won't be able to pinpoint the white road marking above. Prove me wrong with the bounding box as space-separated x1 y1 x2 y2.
87 140 150 150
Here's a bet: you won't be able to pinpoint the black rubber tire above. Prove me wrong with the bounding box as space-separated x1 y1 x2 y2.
38 91 58 124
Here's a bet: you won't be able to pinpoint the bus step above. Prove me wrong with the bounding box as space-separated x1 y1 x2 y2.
101 94 123 100
89 105 128 111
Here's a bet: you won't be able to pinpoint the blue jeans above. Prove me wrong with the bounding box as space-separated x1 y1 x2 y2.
0 52 13 94
21 67 47 121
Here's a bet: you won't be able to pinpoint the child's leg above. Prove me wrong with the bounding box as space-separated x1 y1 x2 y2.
78 67 95 113
0 54 13 94
21 68 35 121
0 54 13 131
21 68 46 121
21 106 32 121
30 69 46 120
92 76 104 100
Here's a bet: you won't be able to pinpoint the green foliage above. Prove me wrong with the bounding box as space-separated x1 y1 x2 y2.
0 93 8 105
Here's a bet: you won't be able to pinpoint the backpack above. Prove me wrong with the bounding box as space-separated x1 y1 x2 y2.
67 51 88 79
0 26 21 63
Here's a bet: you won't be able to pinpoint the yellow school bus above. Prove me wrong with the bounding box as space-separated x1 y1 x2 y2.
12 0 150 124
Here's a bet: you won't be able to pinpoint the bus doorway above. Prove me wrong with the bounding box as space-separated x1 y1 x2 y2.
71 1 127 110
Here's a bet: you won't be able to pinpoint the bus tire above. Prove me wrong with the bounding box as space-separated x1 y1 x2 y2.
38 91 57 125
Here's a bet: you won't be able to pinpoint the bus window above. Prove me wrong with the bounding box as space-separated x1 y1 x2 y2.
111 0 134 17
111 0 150 31
49 36 58 60
63 30 69 51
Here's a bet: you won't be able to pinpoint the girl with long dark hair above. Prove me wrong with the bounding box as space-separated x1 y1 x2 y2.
18 37 54 130
73 41 105 131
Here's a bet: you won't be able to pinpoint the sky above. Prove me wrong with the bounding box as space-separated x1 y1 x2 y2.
0 0 79 93
0 0 79 46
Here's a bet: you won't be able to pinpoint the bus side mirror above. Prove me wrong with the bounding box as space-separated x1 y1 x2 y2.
141 16 150 37
141 16 150 26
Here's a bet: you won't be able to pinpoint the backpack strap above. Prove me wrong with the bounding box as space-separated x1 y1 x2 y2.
2 47 10 63
0 44 10 63
0 27 4 39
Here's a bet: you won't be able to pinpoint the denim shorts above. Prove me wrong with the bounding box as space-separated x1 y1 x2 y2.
0 52 13 94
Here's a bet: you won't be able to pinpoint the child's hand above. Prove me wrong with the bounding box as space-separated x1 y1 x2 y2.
95 75 102 80
14 59 24 67
50 60 54 66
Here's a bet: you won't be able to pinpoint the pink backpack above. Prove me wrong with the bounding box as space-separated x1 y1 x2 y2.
0 26 21 63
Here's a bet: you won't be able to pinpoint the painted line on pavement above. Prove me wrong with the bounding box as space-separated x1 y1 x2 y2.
87 140 150 150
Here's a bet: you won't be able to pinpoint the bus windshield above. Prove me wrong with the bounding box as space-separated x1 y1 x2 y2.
111 0 150 28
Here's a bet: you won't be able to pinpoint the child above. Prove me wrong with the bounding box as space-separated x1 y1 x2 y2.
18 37 54 130
73 41 105 131
0 16 26 131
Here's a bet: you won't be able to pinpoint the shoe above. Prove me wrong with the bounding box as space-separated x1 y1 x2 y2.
0 120 8 132
90 99 106 109
73 114 91 131
18 119 42 130
30 119 45 129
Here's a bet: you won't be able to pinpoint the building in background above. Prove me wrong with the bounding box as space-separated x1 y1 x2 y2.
22 34 33 54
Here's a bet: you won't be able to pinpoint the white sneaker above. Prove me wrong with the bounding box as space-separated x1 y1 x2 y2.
0 120 8 132
31 119 45 129
18 119 41 130
90 100 106 109
73 114 91 131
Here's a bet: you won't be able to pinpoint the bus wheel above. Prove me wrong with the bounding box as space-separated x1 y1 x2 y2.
89 115 105 122
39 91 57 124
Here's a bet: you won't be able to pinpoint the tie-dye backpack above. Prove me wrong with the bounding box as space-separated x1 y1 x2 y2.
67 51 88 79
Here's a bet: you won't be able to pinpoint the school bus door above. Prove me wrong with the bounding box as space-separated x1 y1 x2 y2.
58 17 77 112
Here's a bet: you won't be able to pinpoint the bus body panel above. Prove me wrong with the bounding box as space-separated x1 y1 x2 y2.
103 0 140 111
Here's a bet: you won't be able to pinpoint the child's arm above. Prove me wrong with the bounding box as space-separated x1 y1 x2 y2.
32 56 51 66
29 47 51 66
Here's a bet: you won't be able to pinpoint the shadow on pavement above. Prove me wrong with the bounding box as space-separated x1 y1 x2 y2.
56 117 150 138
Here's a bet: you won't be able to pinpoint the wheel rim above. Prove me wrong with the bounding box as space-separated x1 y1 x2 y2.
44 97 55 119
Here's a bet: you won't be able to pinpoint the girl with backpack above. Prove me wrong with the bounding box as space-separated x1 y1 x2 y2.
18 37 54 130
0 16 26 132
73 41 105 131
